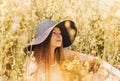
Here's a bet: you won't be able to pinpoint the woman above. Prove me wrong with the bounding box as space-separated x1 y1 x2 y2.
23 19 78 81
23 19 120 81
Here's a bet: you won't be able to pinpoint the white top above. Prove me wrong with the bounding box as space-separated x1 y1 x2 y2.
23 60 65 81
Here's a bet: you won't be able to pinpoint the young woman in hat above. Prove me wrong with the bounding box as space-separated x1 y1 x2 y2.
23 19 120 81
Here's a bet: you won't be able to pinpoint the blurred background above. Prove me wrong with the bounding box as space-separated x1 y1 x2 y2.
0 0 120 81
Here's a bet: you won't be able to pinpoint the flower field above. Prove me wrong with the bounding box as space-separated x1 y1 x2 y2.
0 0 120 81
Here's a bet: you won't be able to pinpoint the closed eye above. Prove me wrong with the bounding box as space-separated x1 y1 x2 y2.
52 31 56 34
59 33 62 35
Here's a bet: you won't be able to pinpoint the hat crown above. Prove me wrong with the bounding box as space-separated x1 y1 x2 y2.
35 20 56 38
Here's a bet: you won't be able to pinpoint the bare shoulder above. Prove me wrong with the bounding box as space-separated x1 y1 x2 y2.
63 48 77 60
63 48 97 61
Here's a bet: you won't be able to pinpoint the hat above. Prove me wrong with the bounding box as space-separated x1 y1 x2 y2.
25 19 77 51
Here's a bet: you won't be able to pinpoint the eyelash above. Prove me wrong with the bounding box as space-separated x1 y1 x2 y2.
53 32 62 35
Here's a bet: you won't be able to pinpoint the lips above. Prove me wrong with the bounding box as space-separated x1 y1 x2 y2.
57 40 61 42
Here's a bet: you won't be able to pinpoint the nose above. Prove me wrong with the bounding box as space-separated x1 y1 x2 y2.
56 33 62 39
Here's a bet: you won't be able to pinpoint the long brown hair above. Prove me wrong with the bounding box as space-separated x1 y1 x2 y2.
31 28 65 80
33 29 65 65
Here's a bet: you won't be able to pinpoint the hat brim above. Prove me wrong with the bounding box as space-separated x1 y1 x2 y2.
24 20 77 52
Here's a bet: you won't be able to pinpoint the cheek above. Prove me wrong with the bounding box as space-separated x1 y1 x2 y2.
51 36 56 41
50 36 56 45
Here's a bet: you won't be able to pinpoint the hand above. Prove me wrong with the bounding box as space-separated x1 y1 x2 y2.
88 57 101 73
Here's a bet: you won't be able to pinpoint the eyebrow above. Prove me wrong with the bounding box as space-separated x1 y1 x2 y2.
53 29 61 32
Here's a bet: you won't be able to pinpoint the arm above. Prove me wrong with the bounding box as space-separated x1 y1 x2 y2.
23 57 30 81
23 57 36 81
64 48 100 72
64 48 100 63
77 53 120 79
63 48 120 79
100 60 120 79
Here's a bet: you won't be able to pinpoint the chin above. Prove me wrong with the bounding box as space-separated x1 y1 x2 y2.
56 45 61 47
56 44 62 47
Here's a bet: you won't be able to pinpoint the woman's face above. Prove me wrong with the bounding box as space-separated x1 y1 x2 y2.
50 27 62 48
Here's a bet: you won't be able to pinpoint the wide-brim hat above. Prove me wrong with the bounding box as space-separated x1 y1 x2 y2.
24 19 77 52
